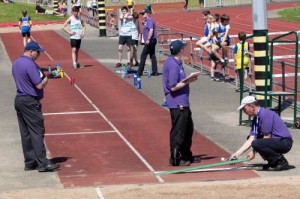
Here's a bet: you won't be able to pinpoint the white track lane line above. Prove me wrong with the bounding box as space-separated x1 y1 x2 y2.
32 36 164 183
43 111 98 116
95 187 105 199
45 131 116 136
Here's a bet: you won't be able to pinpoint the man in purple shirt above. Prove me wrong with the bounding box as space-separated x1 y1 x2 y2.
12 41 60 172
137 9 158 76
162 40 200 166
231 96 293 171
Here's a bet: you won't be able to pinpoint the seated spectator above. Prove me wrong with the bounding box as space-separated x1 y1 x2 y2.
3 0 14 3
35 1 66 16
58 2 67 13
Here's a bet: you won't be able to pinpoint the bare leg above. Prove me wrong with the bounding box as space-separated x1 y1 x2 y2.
133 45 138 62
126 44 131 63
211 45 223 62
221 42 228 58
75 48 79 63
210 60 216 78
203 42 212 54
72 47 77 64
118 45 123 63
23 37 26 47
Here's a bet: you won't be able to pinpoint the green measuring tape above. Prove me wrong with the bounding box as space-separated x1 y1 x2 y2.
155 157 248 175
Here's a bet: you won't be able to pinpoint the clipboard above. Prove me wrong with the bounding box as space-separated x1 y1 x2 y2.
181 72 201 83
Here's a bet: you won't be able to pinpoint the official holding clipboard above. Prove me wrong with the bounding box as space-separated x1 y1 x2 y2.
162 40 201 167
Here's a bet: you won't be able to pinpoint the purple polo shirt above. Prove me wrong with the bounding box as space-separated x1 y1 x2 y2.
250 107 292 139
12 55 44 100
162 56 189 109
142 16 156 42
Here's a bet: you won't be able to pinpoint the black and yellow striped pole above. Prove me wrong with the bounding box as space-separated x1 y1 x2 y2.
252 0 270 106
53 0 59 12
98 0 106 37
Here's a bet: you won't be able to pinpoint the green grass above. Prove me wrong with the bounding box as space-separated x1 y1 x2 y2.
0 3 67 23
277 7 300 23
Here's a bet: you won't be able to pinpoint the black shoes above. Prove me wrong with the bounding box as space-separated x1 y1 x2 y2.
24 160 60 172
24 163 38 171
262 156 289 171
190 156 201 163
151 72 159 76
169 155 200 166
38 161 60 172
179 160 191 166
169 159 191 166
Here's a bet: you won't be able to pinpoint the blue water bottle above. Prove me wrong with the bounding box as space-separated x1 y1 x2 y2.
133 74 137 86
137 78 141 89
147 66 151 78
56 63 61 71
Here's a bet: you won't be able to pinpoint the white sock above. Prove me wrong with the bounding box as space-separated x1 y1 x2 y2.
220 59 224 62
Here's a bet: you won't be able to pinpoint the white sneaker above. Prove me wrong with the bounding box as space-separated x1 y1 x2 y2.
73 63 78 70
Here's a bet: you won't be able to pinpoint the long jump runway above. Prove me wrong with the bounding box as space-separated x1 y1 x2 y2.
0 30 257 187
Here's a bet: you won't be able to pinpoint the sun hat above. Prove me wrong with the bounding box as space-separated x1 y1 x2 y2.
237 96 257 110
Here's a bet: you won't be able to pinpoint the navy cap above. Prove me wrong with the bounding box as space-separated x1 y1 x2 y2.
24 41 45 52
170 40 187 54
139 9 151 15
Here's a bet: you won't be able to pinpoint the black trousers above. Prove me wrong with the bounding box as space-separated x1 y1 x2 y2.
169 107 194 161
137 38 158 76
14 95 48 168
252 137 293 165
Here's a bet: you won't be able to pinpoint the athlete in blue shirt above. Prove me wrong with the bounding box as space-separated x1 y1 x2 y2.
18 10 32 47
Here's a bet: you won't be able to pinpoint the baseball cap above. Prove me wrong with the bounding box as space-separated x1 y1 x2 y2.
139 9 151 15
24 41 45 52
170 40 187 54
237 96 257 110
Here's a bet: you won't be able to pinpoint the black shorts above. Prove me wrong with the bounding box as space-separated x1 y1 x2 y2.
119 35 132 46
209 53 218 61
70 39 81 48
131 39 138 46
22 32 30 37
199 0 204 3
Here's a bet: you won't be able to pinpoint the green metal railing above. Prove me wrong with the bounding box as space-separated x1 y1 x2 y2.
238 31 299 127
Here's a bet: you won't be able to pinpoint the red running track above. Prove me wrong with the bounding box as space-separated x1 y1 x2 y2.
153 2 300 99
1 29 258 187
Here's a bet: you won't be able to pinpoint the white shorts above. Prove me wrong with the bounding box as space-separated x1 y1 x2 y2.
200 37 208 44
45 10 54 15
